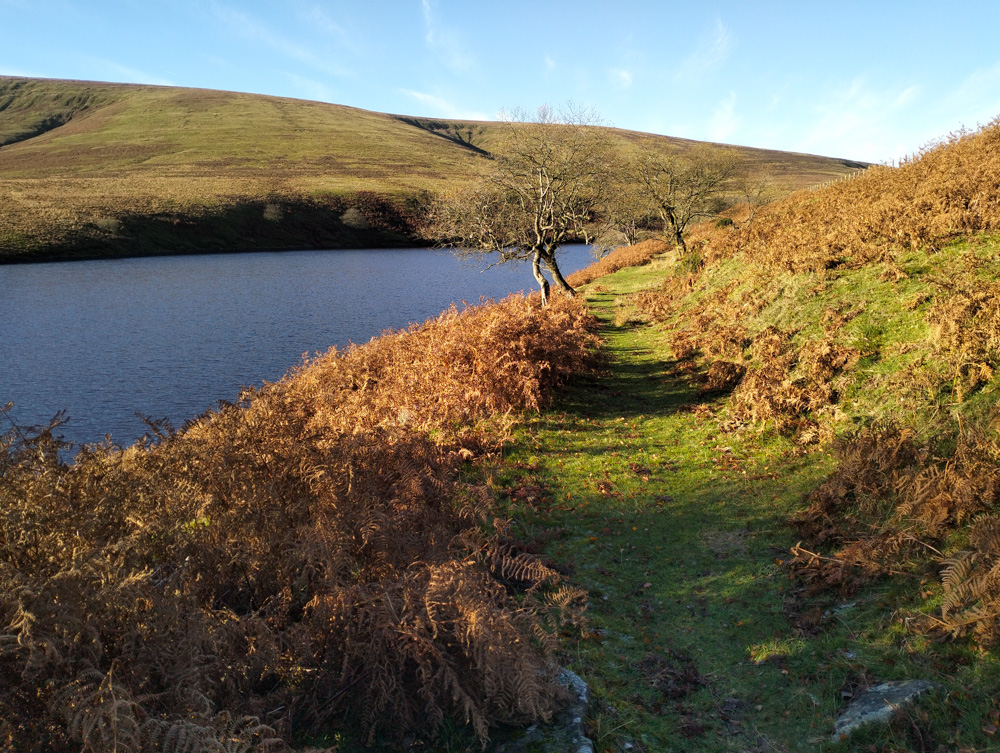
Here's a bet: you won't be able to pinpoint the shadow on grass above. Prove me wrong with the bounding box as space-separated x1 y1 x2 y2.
556 335 701 421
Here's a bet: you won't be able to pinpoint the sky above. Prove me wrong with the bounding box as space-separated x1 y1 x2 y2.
2 1 1000 164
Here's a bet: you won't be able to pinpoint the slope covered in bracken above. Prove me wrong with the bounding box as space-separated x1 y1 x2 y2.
0 295 599 752
694 117 1000 272
631 116 1000 649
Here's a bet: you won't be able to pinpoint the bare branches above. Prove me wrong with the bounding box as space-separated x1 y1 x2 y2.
630 143 742 254
734 166 780 227
429 103 613 305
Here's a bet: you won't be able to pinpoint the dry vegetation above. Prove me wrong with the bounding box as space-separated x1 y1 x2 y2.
690 117 1000 272
631 117 1000 653
788 420 1000 646
0 295 600 752
0 76 861 261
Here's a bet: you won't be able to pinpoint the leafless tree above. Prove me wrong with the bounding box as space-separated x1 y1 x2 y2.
429 104 612 306
735 166 779 227
631 143 742 254
588 174 656 255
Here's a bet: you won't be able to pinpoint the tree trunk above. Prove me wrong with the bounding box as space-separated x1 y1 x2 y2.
672 225 687 255
624 223 640 247
543 251 576 297
532 249 550 307
659 206 687 254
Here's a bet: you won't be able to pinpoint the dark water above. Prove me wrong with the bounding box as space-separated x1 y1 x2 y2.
1 246 595 449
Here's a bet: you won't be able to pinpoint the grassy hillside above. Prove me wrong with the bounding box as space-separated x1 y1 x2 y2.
4 114 1000 751
0 76 864 262
512 117 1000 751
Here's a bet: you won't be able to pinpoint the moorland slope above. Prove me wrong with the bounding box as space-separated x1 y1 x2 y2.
525 116 1000 751
0 76 865 262
4 113 1000 751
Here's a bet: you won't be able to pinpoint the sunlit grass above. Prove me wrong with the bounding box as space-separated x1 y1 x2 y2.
489 241 1000 751
0 77 862 261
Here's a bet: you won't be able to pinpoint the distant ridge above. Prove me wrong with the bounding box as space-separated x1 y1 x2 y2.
0 77 866 262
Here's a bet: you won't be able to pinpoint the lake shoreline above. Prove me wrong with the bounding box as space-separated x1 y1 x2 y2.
0 236 431 266
0 191 435 265
1 244 597 448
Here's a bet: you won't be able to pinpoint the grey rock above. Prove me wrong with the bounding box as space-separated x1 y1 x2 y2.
492 668 594 753
832 680 939 742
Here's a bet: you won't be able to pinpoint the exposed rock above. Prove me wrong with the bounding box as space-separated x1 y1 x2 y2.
832 679 939 742
492 668 594 753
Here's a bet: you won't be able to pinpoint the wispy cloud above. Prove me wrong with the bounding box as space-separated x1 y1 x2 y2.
400 89 489 120
420 0 475 73
212 2 353 79
420 0 434 42
674 17 733 82
793 77 924 162
940 63 1000 129
285 73 338 103
299 4 365 58
708 91 740 142
894 85 921 109
609 68 633 89
95 61 174 87
544 54 557 73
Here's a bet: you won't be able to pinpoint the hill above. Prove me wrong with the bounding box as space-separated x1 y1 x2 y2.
0 76 866 262
526 116 1000 749
4 111 1000 750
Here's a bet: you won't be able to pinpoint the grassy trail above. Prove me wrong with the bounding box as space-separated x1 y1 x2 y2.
494 263 993 752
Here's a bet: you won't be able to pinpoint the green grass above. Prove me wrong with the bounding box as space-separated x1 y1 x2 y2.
0 78 478 187
0 76 865 261
484 247 1000 752
0 77 861 188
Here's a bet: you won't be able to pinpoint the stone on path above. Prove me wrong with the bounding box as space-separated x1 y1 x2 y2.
492 668 594 753
832 679 939 742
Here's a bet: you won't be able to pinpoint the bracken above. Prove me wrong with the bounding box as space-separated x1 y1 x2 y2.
0 294 599 751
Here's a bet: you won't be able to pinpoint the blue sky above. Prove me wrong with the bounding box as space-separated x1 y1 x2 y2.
2 0 999 163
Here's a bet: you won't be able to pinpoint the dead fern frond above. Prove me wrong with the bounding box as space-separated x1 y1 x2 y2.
140 711 288 753
789 419 1000 645
0 293 597 749
52 666 142 753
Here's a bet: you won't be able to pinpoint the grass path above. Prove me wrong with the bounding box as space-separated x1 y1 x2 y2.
492 263 994 752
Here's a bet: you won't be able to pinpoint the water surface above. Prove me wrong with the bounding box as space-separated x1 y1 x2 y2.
1 246 595 449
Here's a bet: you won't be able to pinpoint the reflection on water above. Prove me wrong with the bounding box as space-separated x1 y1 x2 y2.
0 246 595 448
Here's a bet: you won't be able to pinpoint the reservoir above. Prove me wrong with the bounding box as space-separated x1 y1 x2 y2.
1 245 595 450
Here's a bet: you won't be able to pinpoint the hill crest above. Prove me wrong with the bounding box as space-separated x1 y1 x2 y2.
0 76 866 262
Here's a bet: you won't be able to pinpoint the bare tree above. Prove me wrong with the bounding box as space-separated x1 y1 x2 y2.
735 166 779 227
631 143 742 254
588 173 655 255
429 104 612 306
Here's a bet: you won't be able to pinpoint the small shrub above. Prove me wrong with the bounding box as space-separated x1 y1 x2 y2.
339 205 369 229
676 250 703 276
